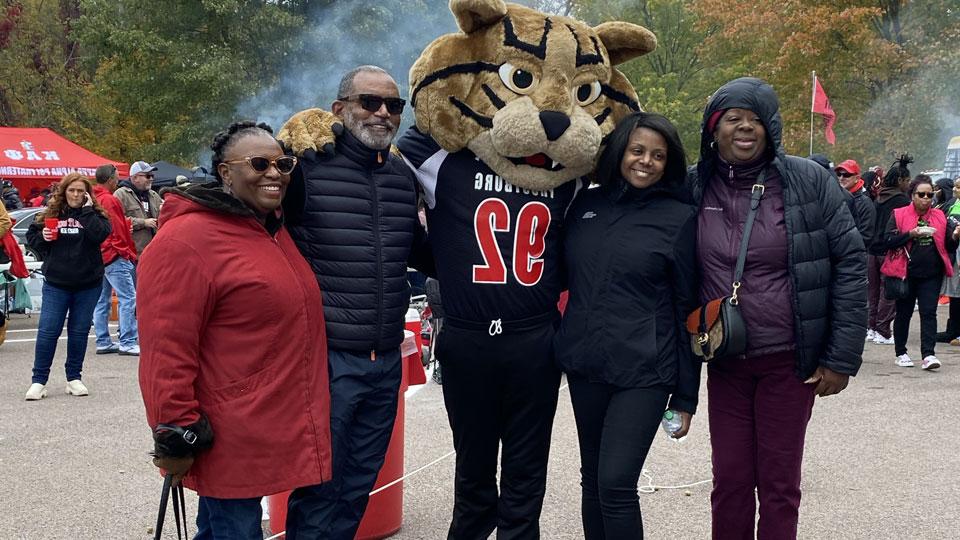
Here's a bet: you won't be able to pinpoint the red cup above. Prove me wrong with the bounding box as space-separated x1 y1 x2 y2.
44 217 59 240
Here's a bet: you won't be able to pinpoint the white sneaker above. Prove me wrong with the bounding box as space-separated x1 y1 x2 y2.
65 379 89 396
866 329 876 341
118 344 140 356
895 354 914 367
922 355 942 371
874 335 895 345
25 383 47 401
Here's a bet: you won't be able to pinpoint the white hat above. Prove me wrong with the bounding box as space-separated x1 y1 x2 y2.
129 161 158 176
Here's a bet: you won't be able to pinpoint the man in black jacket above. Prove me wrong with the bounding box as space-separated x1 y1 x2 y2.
279 65 431 539
835 159 877 248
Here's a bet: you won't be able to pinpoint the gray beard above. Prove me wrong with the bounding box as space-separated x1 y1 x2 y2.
342 109 396 150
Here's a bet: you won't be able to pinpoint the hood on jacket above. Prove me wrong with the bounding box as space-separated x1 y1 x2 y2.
160 183 283 235
935 177 955 205
160 183 255 219
877 184 909 205
697 77 785 181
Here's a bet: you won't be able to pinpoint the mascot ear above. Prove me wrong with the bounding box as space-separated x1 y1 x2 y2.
594 22 658 65
450 0 507 34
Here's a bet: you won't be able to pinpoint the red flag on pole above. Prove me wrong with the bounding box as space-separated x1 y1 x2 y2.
812 76 836 145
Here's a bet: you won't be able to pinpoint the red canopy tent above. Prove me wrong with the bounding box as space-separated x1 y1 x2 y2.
0 127 128 200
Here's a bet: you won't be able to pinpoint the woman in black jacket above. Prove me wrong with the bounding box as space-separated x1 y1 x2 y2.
23 173 111 400
868 159 912 344
554 112 700 539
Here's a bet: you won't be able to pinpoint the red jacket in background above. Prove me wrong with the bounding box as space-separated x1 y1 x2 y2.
137 188 331 498
92 184 137 265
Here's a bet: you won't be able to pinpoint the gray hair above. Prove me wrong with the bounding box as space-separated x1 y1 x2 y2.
338 65 391 98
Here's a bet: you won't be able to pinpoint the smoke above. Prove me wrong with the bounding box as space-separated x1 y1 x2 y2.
235 0 458 135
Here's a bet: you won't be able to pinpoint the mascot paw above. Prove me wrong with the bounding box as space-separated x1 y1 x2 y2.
278 108 342 157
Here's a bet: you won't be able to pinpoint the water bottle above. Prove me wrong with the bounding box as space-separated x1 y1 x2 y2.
661 410 682 436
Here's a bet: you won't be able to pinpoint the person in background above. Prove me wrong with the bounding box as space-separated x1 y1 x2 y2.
555 111 701 539
138 121 331 538
934 176 955 213
2 179 24 210
0 203 12 346
939 178 960 344
806 153 835 179
114 161 163 255
867 159 912 345
882 174 955 371
835 159 876 248
690 77 866 540
861 170 880 203
91 164 140 356
23 173 111 400
29 188 49 208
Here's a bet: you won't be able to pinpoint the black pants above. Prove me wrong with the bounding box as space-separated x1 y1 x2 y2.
567 375 668 540
894 275 942 358
285 348 402 540
438 314 562 540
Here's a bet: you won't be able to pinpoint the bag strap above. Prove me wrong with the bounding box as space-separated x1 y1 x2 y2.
154 473 189 540
731 168 768 303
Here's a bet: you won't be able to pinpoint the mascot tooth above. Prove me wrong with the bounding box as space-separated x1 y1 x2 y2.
278 0 657 535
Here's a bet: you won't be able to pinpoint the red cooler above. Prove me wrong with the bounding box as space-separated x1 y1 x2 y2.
268 330 425 538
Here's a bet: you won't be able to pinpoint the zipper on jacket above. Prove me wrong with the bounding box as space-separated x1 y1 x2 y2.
272 226 327 479
368 168 384 353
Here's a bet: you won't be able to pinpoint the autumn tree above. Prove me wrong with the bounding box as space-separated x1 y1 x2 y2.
692 0 960 170
567 0 723 160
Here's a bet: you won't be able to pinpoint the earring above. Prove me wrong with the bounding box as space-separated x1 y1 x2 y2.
710 140 717 151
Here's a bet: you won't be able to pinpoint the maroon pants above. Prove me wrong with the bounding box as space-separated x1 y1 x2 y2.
867 254 896 338
707 351 816 540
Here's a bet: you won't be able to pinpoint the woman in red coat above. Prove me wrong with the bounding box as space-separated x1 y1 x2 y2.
138 121 331 538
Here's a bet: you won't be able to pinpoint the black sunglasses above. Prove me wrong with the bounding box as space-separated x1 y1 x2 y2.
222 156 298 174
338 94 406 115
915 192 934 199
837 172 856 178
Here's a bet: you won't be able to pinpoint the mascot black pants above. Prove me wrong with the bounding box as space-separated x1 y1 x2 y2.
438 312 561 540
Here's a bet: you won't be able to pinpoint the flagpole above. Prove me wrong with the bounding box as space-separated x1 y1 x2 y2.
809 71 815 155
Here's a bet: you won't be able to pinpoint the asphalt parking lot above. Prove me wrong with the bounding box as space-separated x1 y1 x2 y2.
1 309 958 539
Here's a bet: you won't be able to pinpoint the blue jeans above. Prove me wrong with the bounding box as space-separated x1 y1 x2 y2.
194 496 262 540
32 282 100 384
285 347 402 540
94 258 138 348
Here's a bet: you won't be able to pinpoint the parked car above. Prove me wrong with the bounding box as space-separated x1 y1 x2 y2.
8 206 45 261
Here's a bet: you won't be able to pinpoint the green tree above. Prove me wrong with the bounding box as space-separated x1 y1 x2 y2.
0 0 88 131
569 0 724 161
73 0 305 163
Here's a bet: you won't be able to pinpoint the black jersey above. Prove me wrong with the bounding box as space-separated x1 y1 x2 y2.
398 127 585 322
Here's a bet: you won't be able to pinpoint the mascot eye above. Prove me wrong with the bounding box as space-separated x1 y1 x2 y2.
574 81 602 106
498 63 538 95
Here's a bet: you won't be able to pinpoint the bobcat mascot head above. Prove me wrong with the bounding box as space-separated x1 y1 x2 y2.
278 0 655 191
409 0 656 190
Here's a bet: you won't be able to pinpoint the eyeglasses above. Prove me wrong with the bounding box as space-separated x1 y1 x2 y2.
837 172 856 178
338 94 406 115
914 192 934 199
222 156 298 175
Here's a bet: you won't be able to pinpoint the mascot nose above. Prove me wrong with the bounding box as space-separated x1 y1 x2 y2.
539 110 571 142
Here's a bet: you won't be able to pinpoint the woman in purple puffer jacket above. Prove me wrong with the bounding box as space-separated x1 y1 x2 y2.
688 77 867 540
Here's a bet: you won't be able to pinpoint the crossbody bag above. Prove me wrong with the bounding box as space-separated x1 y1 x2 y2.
686 169 767 361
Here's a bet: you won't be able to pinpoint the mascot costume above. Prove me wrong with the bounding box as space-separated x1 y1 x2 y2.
279 1 656 537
